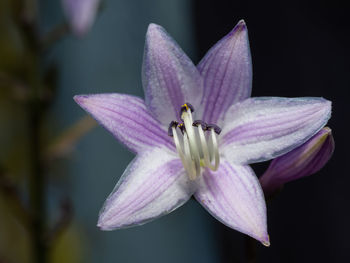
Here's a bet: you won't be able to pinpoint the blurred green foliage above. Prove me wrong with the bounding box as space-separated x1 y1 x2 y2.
0 1 93 262
0 1 24 75
1 0 34 182
0 197 32 263
49 224 84 263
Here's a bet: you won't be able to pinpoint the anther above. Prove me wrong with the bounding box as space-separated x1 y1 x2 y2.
168 121 178 137
192 120 207 130
180 103 194 119
181 103 194 113
178 123 186 134
207 124 222 135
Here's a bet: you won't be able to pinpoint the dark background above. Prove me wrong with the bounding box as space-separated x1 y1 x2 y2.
194 0 348 262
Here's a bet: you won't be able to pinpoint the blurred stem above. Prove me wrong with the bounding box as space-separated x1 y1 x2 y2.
41 22 69 51
0 169 31 228
23 0 38 25
28 98 46 263
45 116 96 162
245 236 257 263
21 0 47 261
46 198 73 247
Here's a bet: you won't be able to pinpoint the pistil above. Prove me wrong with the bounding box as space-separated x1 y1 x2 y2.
182 108 201 178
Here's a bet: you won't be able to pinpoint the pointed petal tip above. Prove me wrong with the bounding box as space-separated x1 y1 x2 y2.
322 127 334 145
97 223 112 231
237 19 246 26
74 94 100 107
323 126 332 134
261 235 270 247
148 23 161 30
223 19 248 40
146 23 164 37
145 23 168 48
97 212 105 226
319 126 332 138
73 95 88 105
96 220 105 229
97 213 115 231
234 19 247 32
253 228 270 247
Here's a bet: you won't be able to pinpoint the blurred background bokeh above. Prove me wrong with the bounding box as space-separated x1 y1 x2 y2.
0 0 348 262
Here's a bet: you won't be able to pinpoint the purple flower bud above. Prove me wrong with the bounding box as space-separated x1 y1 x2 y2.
62 0 100 36
260 127 335 196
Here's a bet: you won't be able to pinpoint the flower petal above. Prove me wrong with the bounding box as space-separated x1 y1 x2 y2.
74 94 174 153
197 20 252 124
260 127 335 195
62 0 100 36
194 159 269 245
97 148 194 229
221 97 331 164
142 24 203 125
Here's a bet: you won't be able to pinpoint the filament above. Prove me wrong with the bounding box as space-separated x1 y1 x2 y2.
169 105 221 180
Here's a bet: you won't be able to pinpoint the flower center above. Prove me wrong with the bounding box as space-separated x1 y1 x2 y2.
168 103 221 180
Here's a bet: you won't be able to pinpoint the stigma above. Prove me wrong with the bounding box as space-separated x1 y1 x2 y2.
168 103 221 180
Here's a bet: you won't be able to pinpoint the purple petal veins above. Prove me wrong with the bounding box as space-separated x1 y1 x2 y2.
142 24 203 125
198 20 252 124
74 94 175 153
195 160 269 245
221 97 331 164
98 148 194 229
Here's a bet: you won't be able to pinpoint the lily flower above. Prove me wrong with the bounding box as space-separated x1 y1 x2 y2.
260 127 335 196
74 20 331 245
62 0 100 36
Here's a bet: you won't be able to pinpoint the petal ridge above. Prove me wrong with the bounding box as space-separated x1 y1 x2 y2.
221 97 331 164
74 93 175 153
142 24 203 124
195 159 269 244
98 148 194 229
198 20 252 124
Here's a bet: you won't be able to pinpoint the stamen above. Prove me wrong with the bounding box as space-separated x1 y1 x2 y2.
180 103 194 120
206 124 222 135
197 124 212 168
172 126 195 179
183 131 197 180
178 123 186 134
193 120 207 130
208 127 220 170
182 109 201 179
168 104 221 179
180 103 194 113
168 121 178 136
196 122 219 171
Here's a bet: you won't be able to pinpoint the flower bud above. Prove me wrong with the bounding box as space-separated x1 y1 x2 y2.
260 127 334 196
62 0 100 36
